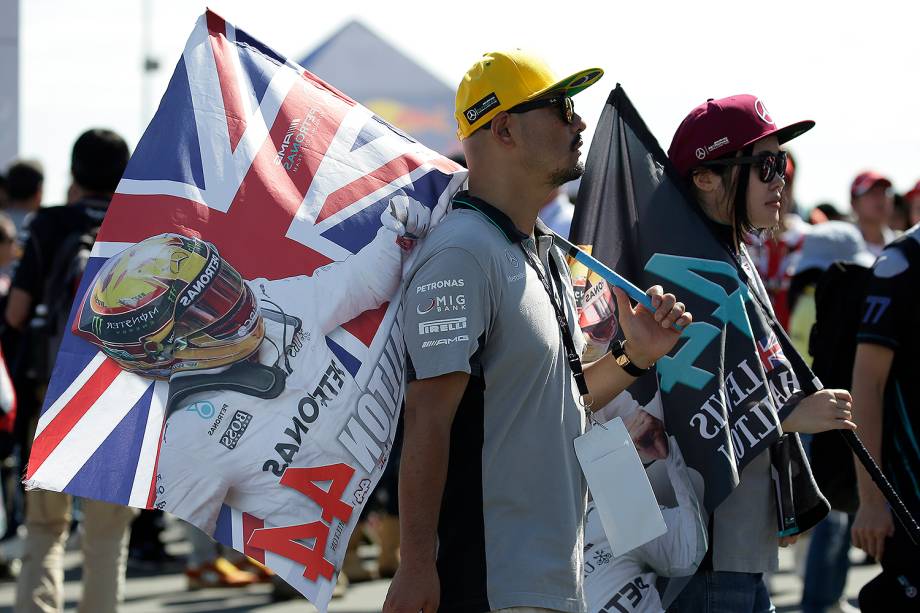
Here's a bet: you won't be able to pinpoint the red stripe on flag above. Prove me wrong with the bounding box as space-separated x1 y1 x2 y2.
242 513 266 563
427 155 464 175
99 193 333 281
206 12 247 153
341 302 388 347
146 419 168 509
26 359 123 479
316 154 425 223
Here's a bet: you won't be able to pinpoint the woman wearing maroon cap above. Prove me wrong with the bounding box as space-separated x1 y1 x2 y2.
664 96 858 613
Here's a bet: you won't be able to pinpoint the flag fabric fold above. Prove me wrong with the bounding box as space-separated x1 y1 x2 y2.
24 10 465 610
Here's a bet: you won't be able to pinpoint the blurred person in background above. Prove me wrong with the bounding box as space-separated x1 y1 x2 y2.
0 211 18 577
849 220 920 611
749 151 809 329
849 171 896 256
3 160 43 236
787 221 875 358
0 174 9 210
787 222 874 613
0 213 17 296
903 180 920 228
7 129 136 613
539 186 575 237
0 179 24 543
179 521 268 592
808 202 846 225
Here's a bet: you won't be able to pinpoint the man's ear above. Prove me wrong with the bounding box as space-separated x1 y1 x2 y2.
489 112 515 148
692 169 720 194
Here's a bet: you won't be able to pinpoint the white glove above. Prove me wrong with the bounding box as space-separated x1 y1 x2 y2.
381 195 431 240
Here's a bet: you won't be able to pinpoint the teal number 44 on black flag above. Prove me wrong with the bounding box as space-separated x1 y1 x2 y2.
571 85 830 607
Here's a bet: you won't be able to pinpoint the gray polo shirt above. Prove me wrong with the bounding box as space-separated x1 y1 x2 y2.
403 193 588 613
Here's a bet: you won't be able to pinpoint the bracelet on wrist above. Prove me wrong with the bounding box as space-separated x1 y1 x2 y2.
611 340 653 377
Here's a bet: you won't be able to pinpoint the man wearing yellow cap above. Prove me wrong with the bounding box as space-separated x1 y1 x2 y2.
384 50 692 613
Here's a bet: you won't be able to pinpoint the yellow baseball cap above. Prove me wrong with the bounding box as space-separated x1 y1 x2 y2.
455 49 603 140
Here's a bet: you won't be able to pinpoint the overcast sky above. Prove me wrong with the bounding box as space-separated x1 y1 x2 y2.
16 0 920 213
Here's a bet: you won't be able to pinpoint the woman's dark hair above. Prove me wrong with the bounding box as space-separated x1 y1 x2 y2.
689 144 754 249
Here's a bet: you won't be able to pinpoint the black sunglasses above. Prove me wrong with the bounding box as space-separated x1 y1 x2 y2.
480 95 575 132
508 95 575 124
702 150 788 183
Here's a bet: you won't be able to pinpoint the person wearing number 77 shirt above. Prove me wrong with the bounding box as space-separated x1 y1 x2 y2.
384 50 692 613
72 195 430 573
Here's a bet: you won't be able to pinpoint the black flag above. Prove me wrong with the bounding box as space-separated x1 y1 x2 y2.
571 85 828 607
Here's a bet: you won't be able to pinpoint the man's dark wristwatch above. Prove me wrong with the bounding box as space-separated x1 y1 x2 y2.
611 340 653 377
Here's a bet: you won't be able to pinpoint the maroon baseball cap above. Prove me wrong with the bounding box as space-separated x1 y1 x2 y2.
667 95 814 177
850 171 892 198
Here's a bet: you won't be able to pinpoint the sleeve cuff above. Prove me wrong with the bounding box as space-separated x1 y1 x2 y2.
856 333 899 350
778 390 806 424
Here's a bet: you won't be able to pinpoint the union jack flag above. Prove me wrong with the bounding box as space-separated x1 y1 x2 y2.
25 10 464 609
757 333 787 373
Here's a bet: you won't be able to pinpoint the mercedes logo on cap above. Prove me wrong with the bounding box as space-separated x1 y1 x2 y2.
754 99 774 125
568 71 600 88
695 147 706 160
466 109 478 121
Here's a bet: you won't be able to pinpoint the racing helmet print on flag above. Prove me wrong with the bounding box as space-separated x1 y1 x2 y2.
72 233 264 379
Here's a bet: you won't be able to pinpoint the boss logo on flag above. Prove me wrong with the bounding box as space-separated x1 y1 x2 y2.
220 410 253 450
419 317 467 335
465 93 500 124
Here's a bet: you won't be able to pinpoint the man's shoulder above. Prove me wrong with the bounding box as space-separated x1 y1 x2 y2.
416 209 509 265
872 225 920 282
892 224 920 256
24 204 68 232
27 202 103 236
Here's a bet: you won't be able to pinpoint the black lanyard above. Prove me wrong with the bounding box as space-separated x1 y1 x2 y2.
519 237 590 398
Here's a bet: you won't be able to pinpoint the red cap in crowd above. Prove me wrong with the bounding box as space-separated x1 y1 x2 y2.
850 171 892 199
904 180 920 202
668 94 814 177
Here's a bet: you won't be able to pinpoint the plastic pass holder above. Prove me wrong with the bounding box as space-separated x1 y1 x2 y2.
574 415 667 557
